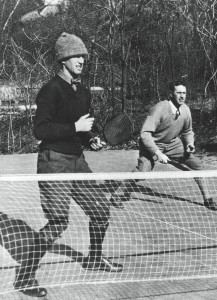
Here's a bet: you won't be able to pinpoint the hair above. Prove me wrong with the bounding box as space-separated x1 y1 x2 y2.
169 80 187 92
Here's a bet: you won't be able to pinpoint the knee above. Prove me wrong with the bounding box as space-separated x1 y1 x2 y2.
184 156 203 170
137 157 152 172
39 217 69 243
49 217 69 230
91 220 109 228
90 210 110 226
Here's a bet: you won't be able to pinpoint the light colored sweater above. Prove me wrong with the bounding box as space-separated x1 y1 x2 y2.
140 100 194 155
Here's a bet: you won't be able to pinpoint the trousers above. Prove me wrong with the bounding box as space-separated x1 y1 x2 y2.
136 137 203 171
37 149 111 242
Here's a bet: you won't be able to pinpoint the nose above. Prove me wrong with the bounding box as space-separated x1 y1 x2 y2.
78 56 84 63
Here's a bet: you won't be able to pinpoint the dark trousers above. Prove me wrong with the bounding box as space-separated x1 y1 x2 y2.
37 149 111 258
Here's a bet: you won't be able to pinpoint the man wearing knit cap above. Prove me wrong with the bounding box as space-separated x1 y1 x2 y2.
33 32 123 295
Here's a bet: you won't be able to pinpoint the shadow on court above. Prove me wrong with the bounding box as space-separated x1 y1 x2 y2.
48 244 84 263
48 242 217 262
132 187 206 207
119 182 206 207
117 244 217 258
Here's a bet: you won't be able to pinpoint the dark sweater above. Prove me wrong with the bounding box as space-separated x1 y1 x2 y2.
34 75 93 155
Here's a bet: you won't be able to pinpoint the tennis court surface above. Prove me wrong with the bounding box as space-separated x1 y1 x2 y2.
1 150 217 300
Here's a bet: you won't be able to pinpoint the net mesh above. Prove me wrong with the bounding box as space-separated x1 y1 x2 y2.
1 171 217 297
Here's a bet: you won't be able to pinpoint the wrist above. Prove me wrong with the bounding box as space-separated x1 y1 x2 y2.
186 143 195 151
75 122 79 132
155 150 162 157
152 150 161 161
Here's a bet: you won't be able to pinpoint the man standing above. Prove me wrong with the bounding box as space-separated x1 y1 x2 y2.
34 32 123 289
135 80 217 210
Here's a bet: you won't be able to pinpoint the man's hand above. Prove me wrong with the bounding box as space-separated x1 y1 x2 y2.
90 136 106 151
155 150 170 164
75 114 94 132
186 143 195 153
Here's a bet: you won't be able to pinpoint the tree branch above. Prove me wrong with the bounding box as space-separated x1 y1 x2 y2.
3 0 22 32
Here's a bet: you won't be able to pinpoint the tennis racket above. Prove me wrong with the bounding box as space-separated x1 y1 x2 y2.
103 112 133 146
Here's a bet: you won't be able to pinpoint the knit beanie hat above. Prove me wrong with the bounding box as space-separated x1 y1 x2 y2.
55 32 88 62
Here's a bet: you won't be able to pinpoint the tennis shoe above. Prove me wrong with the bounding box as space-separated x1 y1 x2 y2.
204 198 217 211
14 274 47 297
82 255 123 272
19 285 47 297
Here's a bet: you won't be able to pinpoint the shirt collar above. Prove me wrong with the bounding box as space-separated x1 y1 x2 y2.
58 68 81 86
169 100 181 115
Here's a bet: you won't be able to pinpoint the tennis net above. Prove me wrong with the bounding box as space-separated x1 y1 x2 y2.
0 171 217 295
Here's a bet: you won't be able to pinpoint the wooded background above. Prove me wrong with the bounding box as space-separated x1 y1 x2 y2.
0 0 217 153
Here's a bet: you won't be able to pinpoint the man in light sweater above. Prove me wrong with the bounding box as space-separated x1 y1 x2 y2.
135 80 217 210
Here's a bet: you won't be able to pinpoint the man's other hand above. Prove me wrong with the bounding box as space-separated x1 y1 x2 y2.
155 150 170 164
90 137 106 151
186 143 195 153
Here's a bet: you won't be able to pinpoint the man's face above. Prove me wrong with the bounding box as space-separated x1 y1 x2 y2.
171 85 187 107
64 55 85 76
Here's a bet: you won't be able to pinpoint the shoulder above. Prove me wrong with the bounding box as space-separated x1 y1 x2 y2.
36 76 64 105
37 76 61 95
181 103 191 115
149 100 169 113
156 100 169 108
